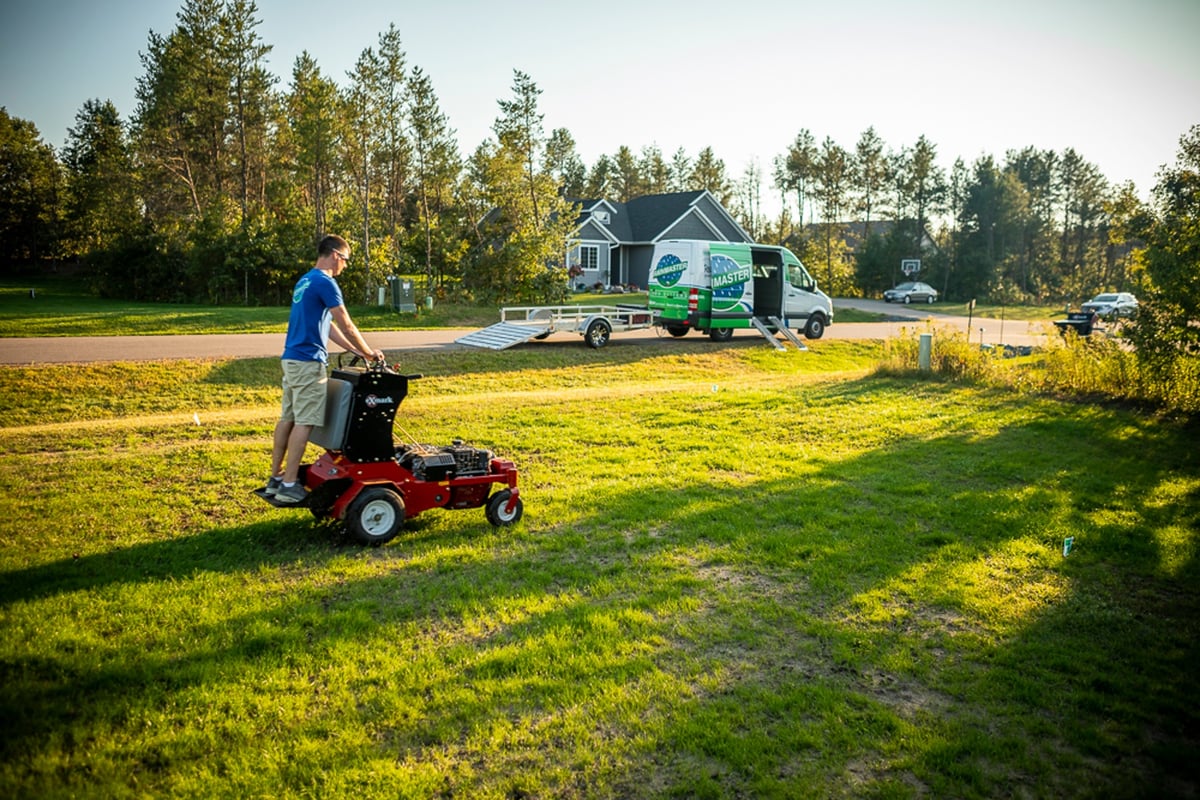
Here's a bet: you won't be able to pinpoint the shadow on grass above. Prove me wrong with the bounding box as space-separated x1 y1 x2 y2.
0 517 346 607
619 380 1200 797
2 378 1197 796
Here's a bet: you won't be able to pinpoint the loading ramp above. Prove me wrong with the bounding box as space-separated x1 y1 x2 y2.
455 321 552 351
456 305 657 350
750 316 808 351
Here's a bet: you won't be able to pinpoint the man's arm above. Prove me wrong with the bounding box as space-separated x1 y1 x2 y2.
330 305 385 361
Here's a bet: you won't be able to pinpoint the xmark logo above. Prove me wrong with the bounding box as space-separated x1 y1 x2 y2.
364 394 394 409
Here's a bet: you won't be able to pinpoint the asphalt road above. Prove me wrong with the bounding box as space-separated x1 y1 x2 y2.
0 300 1052 365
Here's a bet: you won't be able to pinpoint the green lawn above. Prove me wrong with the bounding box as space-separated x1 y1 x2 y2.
932 300 1068 321
0 281 494 336
1 342 1196 798
0 280 656 337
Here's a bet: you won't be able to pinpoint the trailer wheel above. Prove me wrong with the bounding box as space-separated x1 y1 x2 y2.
666 325 689 338
345 487 405 546
486 489 523 527
708 327 733 342
803 313 827 340
584 319 612 348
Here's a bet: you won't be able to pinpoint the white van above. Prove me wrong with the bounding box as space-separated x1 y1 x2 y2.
647 240 832 340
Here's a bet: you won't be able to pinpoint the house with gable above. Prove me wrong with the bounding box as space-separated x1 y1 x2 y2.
566 190 751 290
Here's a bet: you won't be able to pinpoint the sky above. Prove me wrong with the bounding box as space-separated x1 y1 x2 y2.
2 0 1197 214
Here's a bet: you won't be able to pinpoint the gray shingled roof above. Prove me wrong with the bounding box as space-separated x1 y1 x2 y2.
571 191 710 243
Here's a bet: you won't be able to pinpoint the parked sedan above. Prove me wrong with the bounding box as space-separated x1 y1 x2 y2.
1081 292 1138 318
884 281 938 304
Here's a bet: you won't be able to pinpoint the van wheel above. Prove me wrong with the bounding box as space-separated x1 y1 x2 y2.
709 327 733 342
803 314 826 340
666 325 689 338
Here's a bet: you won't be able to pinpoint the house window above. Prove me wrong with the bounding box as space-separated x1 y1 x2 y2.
579 245 599 271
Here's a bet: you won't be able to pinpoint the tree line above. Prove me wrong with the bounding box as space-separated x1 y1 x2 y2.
0 0 1188 315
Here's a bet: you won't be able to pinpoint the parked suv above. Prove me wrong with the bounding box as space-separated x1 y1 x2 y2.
1081 292 1138 318
884 281 938 304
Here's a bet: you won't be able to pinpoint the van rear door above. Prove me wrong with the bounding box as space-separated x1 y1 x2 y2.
648 240 703 327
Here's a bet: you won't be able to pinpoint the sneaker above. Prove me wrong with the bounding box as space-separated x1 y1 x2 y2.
264 476 283 496
275 482 308 504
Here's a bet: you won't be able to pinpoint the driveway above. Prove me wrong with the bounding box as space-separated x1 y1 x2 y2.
0 301 1051 365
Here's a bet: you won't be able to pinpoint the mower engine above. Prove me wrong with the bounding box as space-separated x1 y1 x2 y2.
399 441 495 482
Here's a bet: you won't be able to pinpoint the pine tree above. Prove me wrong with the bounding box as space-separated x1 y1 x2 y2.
62 99 139 256
407 65 462 293
690 147 732 205
468 71 577 304
285 52 343 242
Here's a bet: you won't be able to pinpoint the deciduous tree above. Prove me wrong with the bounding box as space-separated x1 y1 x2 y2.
1128 125 1200 364
0 109 61 268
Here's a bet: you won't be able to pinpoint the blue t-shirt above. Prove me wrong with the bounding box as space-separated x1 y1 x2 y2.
282 268 344 363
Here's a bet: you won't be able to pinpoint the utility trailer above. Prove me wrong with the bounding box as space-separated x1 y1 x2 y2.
456 304 657 350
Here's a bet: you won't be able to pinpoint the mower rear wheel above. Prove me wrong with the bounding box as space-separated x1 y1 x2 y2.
486 489 523 527
346 486 405 546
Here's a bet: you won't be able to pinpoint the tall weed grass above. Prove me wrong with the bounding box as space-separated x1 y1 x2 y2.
879 324 1200 414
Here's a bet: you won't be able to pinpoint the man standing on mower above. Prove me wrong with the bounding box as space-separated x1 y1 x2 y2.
268 234 385 504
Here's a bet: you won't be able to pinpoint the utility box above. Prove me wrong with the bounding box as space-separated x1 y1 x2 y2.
388 275 417 312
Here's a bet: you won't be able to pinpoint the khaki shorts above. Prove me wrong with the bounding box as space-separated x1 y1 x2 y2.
280 359 328 426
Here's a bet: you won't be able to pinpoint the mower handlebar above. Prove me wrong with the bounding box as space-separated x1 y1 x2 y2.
341 353 419 380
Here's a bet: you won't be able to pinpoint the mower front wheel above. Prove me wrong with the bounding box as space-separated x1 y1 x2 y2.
486 489 524 527
345 486 405 546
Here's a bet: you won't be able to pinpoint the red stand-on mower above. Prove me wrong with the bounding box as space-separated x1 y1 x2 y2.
255 361 522 545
